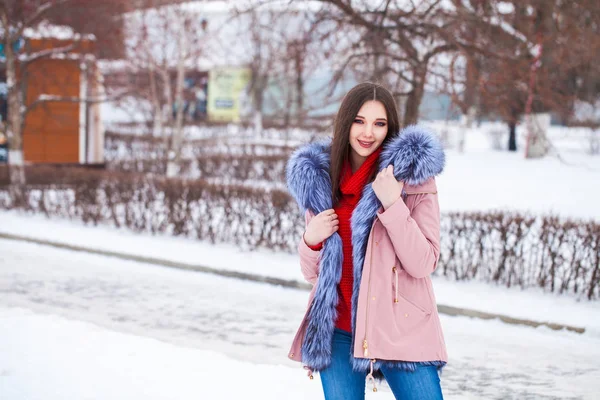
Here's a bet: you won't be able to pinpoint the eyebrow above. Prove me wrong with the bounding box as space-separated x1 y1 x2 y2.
356 115 387 121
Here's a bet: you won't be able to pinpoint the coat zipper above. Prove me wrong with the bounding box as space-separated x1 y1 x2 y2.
363 224 376 357
393 266 399 303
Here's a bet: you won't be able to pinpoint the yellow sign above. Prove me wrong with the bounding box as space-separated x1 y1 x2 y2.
207 67 252 122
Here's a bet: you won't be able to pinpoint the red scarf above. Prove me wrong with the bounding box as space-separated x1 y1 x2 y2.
334 147 382 332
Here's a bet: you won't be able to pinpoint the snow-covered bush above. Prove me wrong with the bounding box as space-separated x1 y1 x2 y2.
1 165 598 300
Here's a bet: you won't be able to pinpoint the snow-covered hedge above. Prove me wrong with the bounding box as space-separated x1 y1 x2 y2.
439 212 600 300
0 165 598 300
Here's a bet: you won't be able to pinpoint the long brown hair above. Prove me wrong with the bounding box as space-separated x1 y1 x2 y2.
330 82 400 205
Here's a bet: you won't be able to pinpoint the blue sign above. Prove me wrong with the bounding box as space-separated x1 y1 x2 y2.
0 145 7 163
0 37 24 59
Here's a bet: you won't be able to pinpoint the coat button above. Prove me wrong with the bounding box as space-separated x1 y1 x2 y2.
404 313 409 318
290 353 294 357
372 296 376 301
375 241 379 246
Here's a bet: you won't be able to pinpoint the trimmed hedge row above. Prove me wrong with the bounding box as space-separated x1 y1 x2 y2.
1 165 598 300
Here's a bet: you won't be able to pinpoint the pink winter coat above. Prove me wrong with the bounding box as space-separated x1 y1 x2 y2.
288 177 448 366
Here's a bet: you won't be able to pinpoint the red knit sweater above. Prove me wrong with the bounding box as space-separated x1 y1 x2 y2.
308 148 382 333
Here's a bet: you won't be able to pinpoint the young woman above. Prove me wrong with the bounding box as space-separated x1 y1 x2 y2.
286 82 447 400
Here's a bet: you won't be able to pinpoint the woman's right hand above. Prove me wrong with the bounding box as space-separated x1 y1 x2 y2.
304 209 339 247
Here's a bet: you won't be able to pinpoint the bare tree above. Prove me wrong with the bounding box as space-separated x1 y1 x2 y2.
447 0 600 155
558 0 600 155
246 8 272 134
124 1 207 177
220 2 329 132
271 10 325 127
313 0 456 126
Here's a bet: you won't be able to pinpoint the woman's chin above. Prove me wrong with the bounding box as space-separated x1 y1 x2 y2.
358 147 375 157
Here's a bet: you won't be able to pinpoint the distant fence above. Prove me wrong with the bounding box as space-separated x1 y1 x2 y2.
0 165 598 300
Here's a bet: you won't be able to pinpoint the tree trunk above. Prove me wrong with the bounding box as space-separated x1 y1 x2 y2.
457 56 479 152
524 113 550 158
148 65 163 137
254 111 263 137
253 78 264 136
166 17 187 178
295 49 304 127
524 6 551 159
160 65 174 152
403 68 426 126
508 121 518 152
3 16 26 185
283 56 292 127
458 106 476 153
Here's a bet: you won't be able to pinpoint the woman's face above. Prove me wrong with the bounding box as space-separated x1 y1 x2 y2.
349 100 388 167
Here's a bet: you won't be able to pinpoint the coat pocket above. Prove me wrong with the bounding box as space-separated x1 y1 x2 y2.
396 291 431 315
391 282 432 335
392 265 432 315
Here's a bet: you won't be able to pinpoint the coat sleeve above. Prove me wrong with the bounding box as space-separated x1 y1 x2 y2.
376 184 441 279
298 210 321 285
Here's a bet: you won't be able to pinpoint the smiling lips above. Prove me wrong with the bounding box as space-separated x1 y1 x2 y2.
358 140 375 148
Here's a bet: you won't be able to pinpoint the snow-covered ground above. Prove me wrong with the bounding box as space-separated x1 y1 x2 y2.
1 211 599 334
1 240 599 399
436 147 599 220
0 308 327 400
425 121 600 221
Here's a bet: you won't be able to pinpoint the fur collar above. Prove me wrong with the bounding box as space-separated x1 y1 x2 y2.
286 125 445 373
286 125 445 214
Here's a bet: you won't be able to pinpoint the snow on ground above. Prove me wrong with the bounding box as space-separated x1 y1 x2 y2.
0 307 326 400
1 241 599 399
1 210 599 336
436 148 598 220
423 121 600 221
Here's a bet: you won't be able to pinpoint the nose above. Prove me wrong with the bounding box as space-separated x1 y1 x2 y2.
363 123 374 139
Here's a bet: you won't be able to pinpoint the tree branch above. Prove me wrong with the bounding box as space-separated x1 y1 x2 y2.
423 43 457 64
24 90 131 116
19 44 75 66
15 0 72 40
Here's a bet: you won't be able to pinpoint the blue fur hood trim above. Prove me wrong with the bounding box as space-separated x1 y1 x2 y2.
286 125 445 373
287 125 445 213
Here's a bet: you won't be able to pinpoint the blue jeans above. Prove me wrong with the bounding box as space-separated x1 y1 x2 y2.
320 328 444 400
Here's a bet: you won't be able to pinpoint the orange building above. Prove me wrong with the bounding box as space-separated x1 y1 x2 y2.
20 28 104 165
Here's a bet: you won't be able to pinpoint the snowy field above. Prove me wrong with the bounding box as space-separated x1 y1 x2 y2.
1 240 599 399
